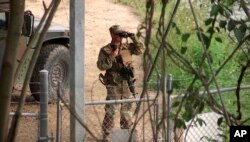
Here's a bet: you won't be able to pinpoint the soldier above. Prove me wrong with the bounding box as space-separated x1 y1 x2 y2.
97 25 144 142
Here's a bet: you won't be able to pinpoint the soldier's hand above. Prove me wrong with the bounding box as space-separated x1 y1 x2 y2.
129 33 136 41
111 48 119 57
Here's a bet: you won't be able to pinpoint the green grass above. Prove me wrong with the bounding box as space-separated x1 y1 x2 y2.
211 90 250 126
112 0 146 17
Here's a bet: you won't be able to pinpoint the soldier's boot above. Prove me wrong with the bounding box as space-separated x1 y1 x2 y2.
120 116 133 129
102 114 114 142
102 132 111 142
120 117 138 142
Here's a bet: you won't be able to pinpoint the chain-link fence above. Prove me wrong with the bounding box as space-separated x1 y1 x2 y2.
182 112 223 142
169 82 250 142
55 80 160 142
85 97 158 141
9 72 250 142
9 104 39 142
169 94 224 142
9 70 55 142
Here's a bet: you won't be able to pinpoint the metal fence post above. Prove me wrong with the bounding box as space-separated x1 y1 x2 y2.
56 97 62 142
39 70 49 142
166 74 173 142
0 45 5 76
162 75 167 141
155 74 161 141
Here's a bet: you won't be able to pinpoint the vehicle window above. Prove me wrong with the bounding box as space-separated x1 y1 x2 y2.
0 12 6 30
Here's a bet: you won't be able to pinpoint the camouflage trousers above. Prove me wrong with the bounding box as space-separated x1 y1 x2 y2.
102 80 133 140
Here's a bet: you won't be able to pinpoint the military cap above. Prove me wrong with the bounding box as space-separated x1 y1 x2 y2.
109 25 124 34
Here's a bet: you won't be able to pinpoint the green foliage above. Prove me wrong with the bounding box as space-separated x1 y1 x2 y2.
114 0 250 136
214 90 250 125
181 33 190 42
210 3 224 16
175 118 187 129
217 117 224 126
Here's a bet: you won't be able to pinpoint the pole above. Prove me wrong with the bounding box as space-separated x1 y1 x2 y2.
9 112 38 117
0 45 4 76
163 76 167 141
56 99 62 142
39 70 49 142
166 74 173 142
155 74 161 141
85 97 156 105
70 0 85 141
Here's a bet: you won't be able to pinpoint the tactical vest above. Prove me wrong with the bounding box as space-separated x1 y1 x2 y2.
105 43 134 85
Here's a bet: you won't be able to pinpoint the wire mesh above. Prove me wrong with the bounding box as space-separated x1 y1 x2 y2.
169 85 250 142
57 79 161 142
10 75 250 142
9 103 39 142
84 100 157 141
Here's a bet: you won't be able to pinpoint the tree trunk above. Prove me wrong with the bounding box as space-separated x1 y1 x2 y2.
7 1 61 141
0 1 25 141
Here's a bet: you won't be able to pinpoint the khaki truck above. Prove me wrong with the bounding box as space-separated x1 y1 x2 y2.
0 1 70 102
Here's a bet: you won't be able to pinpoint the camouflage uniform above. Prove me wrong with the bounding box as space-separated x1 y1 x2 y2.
97 25 144 141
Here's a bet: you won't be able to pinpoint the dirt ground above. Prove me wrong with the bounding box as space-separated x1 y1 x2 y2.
11 0 146 141
25 0 143 97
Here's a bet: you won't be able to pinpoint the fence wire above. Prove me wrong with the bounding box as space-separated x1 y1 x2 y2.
170 84 250 142
10 76 250 142
9 104 39 142
58 80 161 142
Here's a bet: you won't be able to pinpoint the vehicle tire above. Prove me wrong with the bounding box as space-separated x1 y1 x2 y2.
29 44 69 103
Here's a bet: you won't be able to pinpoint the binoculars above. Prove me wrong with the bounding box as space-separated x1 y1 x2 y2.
118 31 134 38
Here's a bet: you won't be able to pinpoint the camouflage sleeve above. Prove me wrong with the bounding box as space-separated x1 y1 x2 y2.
129 35 145 55
97 46 115 71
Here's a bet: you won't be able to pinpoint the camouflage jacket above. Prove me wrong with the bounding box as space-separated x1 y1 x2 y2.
97 37 144 84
